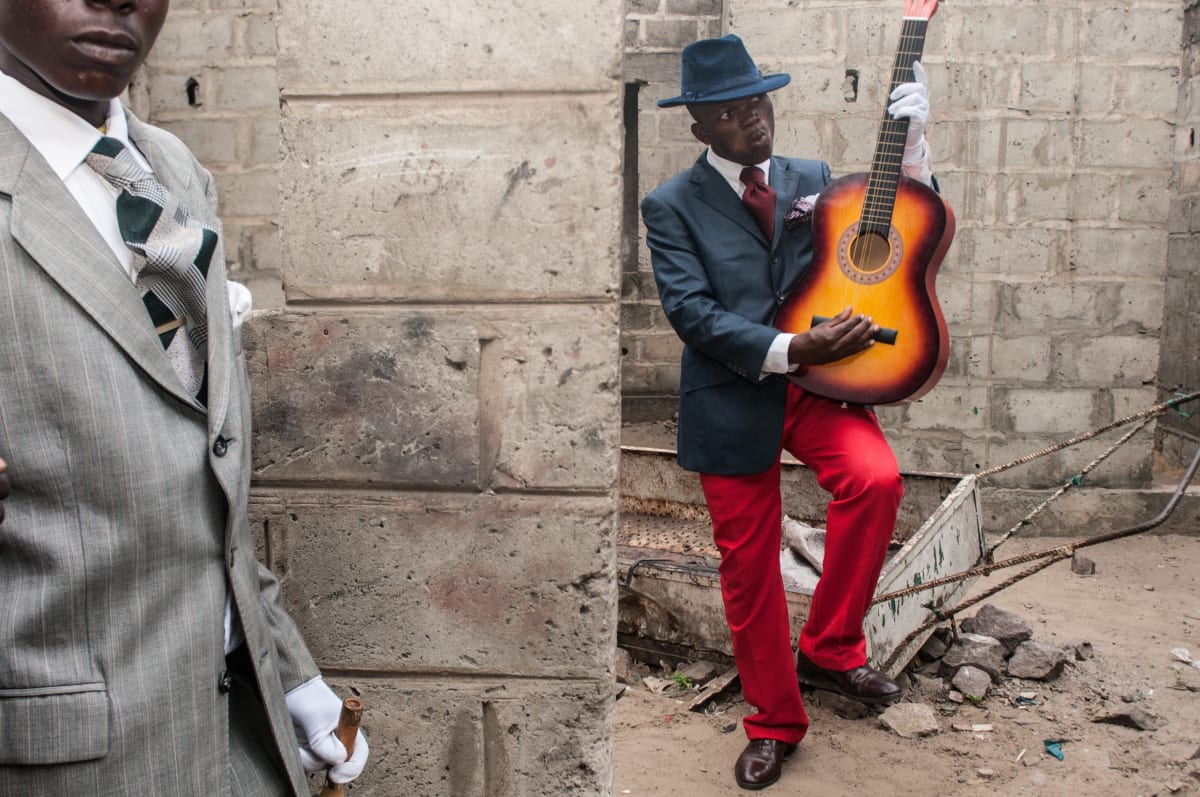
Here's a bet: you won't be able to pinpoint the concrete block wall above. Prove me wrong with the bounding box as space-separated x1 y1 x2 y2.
625 0 1184 489
1158 0 1200 471
143 2 624 795
134 0 285 308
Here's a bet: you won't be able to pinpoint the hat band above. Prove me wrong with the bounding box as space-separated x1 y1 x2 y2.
682 69 766 103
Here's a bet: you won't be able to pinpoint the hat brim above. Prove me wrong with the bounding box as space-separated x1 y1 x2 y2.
657 73 791 108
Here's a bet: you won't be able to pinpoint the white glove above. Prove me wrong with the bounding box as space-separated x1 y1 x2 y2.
888 60 930 164
285 676 369 785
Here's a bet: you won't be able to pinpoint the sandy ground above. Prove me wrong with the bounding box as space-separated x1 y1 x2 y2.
612 533 1200 797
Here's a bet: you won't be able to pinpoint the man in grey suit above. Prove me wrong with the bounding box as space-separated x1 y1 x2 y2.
0 0 367 793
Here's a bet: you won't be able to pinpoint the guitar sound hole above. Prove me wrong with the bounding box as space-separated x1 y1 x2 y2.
848 231 891 273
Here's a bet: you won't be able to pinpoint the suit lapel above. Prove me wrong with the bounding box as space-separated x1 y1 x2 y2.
689 155 766 244
770 156 801 247
0 114 203 411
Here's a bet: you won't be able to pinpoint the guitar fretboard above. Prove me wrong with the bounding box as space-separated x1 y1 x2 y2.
859 17 928 237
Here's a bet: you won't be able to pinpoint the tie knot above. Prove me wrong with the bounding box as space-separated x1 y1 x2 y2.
86 136 144 190
740 165 767 189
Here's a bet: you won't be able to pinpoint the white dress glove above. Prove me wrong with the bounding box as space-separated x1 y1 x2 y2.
285 676 369 785
887 59 930 163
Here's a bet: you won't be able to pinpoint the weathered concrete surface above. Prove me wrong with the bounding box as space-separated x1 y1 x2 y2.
251 492 615 675
313 677 611 797
277 0 622 94
278 97 622 302
245 306 620 491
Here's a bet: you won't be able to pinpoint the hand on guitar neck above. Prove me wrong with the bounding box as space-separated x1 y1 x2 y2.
785 308 880 367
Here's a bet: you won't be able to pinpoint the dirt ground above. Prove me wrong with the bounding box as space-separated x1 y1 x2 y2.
612 532 1200 797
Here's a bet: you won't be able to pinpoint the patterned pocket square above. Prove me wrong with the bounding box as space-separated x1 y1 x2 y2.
784 194 819 232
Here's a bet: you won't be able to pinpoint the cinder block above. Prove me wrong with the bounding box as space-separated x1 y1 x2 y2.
154 13 235 61
902 386 990 431
1006 172 1077 224
967 227 1061 276
212 168 279 218
1071 228 1168 277
212 65 279 111
732 6 841 59
1018 61 1077 113
1004 119 1075 168
238 12 278 58
1001 388 1098 435
1118 66 1182 117
995 281 1103 335
1076 64 1117 115
1081 6 1182 59
277 0 622 92
944 7 1069 58
643 18 703 49
1113 281 1165 332
245 305 619 491
1057 335 1160 386
243 310 483 488
1117 174 1171 225
1078 120 1173 169
306 679 611 797
158 119 239 164
251 492 616 674
278 97 621 302
249 119 281 165
987 336 1053 383
666 0 721 15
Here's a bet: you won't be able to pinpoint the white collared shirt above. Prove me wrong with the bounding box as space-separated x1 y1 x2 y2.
0 69 150 275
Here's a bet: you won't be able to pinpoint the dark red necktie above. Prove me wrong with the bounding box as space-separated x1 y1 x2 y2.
740 165 776 241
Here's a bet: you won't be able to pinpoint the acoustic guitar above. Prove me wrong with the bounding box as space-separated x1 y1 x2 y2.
775 0 954 406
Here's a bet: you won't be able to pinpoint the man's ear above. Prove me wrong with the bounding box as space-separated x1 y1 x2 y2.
691 121 710 146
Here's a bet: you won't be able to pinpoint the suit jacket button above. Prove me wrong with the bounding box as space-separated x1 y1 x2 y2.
776 293 785 304
218 670 233 693
212 436 228 457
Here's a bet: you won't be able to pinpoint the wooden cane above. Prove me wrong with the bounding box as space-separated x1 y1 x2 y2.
316 697 365 797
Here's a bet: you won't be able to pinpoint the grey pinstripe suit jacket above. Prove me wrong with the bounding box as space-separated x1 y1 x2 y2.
0 111 317 794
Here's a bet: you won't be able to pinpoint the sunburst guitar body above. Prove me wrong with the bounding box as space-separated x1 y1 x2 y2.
775 0 953 406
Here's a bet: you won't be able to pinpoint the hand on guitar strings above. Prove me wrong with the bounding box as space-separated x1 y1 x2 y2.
785 308 880 367
888 60 929 164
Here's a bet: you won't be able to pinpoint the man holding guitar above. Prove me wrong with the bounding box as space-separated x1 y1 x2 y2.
641 4 940 789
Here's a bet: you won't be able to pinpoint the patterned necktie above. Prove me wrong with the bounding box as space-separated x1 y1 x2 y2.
86 136 215 405
740 165 776 241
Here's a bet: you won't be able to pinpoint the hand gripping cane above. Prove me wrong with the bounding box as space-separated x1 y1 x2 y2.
315 697 365 797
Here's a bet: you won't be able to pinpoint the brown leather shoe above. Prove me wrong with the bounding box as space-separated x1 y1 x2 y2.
734 738 797 790
795 650 903 706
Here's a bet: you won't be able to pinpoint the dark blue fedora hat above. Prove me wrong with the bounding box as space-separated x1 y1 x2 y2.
658 34 791 108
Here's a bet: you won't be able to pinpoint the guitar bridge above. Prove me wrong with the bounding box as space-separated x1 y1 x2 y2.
812 315 898 345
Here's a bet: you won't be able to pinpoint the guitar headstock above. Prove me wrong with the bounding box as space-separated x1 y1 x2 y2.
903 0 938 21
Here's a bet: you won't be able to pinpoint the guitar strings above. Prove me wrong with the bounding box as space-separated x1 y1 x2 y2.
855 17 926 270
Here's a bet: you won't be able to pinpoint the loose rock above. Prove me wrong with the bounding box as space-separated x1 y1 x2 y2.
941 633 1007 681
1070 554 1096 576
879 703 940 738
1007 640 1069 681
1092 707 1160 731
952 665 992 701
961 605 1034 655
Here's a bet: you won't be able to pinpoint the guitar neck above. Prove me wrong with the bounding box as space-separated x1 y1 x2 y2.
860 15 929 237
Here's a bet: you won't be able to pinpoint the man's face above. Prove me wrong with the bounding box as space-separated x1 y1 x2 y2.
690 93 775 166
0 0 169 124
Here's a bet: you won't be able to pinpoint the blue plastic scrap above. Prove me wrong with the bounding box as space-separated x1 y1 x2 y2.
1044 739 1065 761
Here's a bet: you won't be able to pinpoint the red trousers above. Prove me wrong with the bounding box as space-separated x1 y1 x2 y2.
699 384 903 743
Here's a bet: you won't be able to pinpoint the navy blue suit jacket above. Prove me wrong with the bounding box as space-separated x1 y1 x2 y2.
641 152 832 476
